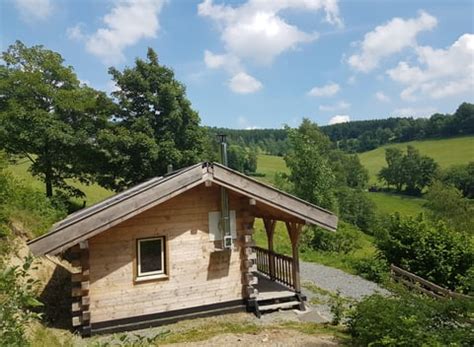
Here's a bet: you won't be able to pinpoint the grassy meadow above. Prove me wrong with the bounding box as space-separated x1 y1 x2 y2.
358 136 474 184
7 158 113 206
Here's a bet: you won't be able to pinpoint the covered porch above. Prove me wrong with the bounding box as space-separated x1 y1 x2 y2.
247 217 306 316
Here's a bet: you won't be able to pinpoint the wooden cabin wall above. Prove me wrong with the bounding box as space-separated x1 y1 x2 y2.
87 184 249 324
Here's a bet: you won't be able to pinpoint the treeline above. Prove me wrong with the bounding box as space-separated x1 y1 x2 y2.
206 127 288 156
322 103 474 152
209 103 474 155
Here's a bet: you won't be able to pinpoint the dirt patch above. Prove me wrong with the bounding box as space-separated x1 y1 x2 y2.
165 329 339 347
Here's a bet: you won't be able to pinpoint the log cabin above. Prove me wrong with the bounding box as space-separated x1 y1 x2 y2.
28 148 337 336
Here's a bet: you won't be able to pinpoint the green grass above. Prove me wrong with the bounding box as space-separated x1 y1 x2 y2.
7 158 113 206
367 192 427 217
253 219 376 275
358 136 474 184
256 154 288 184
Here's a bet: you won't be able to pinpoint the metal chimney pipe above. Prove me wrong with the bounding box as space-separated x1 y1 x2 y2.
217 134 231 248
217 134 228 166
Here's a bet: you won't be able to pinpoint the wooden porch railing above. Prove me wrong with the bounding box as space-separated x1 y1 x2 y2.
252 246 295 289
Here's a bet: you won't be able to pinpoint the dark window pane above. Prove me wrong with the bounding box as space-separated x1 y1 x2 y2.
139 239 163 274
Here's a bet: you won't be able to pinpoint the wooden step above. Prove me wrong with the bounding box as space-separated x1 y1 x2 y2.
258 300 300 312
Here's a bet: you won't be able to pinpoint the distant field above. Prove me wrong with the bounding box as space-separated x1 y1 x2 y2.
256 154 288 184
366 192 427 217
7 158 113 206
358 136 474 184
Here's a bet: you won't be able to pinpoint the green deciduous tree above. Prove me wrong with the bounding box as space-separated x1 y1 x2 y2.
284 119 336 210
0 41 111 198
96 48 208 191
440 162 474 199
378 146 438 194
425 181 473 234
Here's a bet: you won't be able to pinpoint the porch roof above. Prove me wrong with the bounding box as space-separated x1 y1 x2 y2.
27 162 338 256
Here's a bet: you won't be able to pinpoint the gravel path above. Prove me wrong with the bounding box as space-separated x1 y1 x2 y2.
300 261 389 301
297 261 390 323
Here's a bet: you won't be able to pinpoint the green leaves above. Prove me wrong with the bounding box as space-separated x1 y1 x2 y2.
96 48 207 191
0 41 113 198
378 146 438 194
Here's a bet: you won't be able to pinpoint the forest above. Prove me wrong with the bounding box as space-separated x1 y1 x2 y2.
209 103 474 155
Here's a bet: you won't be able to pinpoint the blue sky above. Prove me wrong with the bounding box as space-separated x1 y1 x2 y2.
1 0 473 128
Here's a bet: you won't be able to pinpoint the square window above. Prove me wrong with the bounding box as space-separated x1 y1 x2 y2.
137 237 165 278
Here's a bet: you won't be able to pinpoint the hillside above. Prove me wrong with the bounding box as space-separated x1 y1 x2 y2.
358 136 474 184
7 159 113 206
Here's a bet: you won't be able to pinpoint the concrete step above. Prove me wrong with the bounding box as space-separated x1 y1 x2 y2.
258 300 300 312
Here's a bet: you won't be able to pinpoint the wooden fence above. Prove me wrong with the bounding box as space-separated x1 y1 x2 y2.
253 246 295 289
390 264 471 300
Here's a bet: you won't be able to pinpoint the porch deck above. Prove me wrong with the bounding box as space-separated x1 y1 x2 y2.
254 272 295 301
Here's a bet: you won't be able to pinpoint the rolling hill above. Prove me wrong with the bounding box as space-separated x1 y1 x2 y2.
358 136 474 184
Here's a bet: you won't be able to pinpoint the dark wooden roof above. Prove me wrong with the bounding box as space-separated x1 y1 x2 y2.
28 162 338 255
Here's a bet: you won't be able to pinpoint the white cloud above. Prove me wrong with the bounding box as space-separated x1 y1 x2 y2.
308 82 340 97
387 33 474 100
71 0 166 65
375 91 390 102
199 1 343 93
329 114 350 125
393 106 436 118
319 101 350 112
237 116 259 129
228 72 263 94
14 0 53 21
67 24 85 41
199 0 342 64
204 50 241 72
348 11 437 72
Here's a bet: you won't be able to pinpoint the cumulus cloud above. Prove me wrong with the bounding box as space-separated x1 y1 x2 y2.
348 11 437 72
228 72 263 94
308 83 340 97
14 0 53 21
387 33 474 100
375 91 390 102
199 0 341 64
393 107 437 118
329 114 350 125
199 0 342 93
319 101 350 112
69 0 166 65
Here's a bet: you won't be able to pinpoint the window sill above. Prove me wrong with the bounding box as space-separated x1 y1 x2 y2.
134 274 169 284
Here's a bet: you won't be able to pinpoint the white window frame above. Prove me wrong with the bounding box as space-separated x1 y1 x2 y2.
136 237 165 279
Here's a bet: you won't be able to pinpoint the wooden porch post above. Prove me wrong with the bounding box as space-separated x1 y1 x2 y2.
285 221 303 294
263 218 276 280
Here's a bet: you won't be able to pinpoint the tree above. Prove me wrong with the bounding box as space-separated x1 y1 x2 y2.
330 150 369 189
441 162 474 199
0 41 111 197
378 147 404 191
402 145 438 194
378 146 438 194
284 119 336 210
425 181 473 234
96 48 208 191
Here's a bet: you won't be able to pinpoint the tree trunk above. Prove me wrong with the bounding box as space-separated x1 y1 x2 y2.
45 174 53 197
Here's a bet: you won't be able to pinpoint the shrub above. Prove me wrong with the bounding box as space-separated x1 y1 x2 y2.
311 222 361 254
376 214 474 292
354 255 389 283
335 187 376 233
348 291 474 346
0 256 43 346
